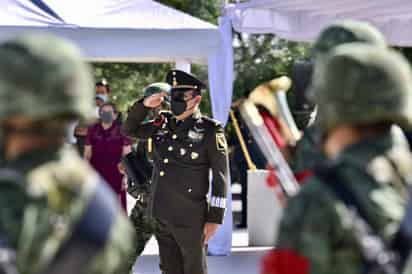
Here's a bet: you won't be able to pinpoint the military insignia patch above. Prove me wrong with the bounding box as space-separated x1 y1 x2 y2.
216 133 227 151
188 130 204 142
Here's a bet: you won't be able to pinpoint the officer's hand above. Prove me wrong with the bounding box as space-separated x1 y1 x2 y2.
143 92 167 108
203 223 220 245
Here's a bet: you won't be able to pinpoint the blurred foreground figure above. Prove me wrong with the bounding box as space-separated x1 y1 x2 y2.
291 20 387 179
264 44 412 274
0 34 134 274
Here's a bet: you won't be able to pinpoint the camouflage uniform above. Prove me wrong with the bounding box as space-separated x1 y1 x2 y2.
291 21 387 176
273 45 412 274
0 34 134 274
125 83 170 272
129 181 155 256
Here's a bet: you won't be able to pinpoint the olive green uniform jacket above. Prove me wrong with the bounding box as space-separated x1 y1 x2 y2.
123 101 228 227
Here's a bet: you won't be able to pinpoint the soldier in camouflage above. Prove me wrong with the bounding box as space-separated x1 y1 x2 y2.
0 34 134 274
264 44 412 274
291 20 387 178
125 82 171 273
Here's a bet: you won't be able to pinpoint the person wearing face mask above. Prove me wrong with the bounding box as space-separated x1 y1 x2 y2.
73 82 110 156
123 70 229 274
84 102 132 211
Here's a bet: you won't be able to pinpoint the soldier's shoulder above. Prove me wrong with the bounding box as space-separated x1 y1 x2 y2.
26 146 99 199
200 116 223 130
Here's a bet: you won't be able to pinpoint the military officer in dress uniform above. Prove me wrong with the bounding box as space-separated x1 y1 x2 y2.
123 70 228 274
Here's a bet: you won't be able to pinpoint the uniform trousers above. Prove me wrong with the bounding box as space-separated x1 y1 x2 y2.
155 218 207 274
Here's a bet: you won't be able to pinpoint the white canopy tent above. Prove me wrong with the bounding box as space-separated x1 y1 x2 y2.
224 0 412 46
1 0 222 63
0 0 234 125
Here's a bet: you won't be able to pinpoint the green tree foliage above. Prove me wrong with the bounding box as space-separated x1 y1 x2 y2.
233 33 309 103
157 0 220 24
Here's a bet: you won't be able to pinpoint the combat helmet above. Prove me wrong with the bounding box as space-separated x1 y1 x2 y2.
0 34 94 123
312 43 412 132
312 20 386 60
309 20 387 103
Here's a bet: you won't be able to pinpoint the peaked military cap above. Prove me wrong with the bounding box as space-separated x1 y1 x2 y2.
166 69 206 92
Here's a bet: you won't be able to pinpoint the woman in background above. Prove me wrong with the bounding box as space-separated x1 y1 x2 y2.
84 102 132 211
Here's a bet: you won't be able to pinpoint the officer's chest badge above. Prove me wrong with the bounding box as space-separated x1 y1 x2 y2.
191 152 199 159
156 129 168 137
188 127 204 142
180 148 187 156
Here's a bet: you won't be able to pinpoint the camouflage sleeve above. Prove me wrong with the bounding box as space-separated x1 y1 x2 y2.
122 99 158 139
206 125 229 224
88 213 135 274
276 180 339 274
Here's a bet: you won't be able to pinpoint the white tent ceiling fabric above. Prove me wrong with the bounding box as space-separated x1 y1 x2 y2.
0 0 235 126
0 0 221 63
225 0 412 46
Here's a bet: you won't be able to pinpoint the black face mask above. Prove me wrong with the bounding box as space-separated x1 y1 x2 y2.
171 100 187 116
171 90 189 116
100 111 114 123
170 89 200 116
